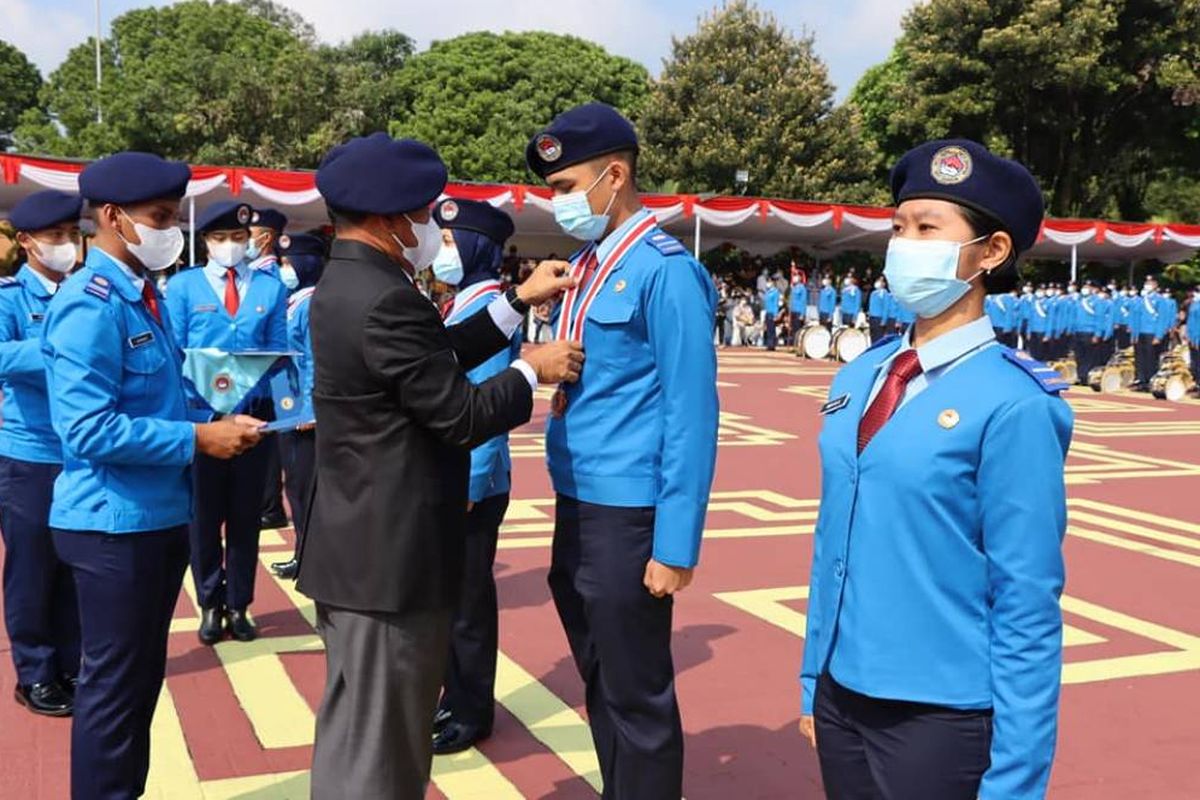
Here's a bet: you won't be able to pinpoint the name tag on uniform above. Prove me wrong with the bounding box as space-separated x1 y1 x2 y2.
128 331 155 348
820 394 851 415
193 304 218 313
28 312 44 322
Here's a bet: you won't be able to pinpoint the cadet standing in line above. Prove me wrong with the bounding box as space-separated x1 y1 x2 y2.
1072 282 1098 383
819 275 837 328
43 152 263 800
269 233 327 581
427 198 523 755
1131 275 1168 390
839 277 862 329
166 200 289 645
1093 284 1115 372
763 279 781 351
890 288 916 335
789 273 808 346
1187 286 1200 394
526 103 719 799
1026 286 1050 360
867 277 890 343
799 139 1072 800
1114 285 1134 349
0 191 83 718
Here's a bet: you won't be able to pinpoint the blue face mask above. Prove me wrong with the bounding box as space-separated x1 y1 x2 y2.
883 235 986 319
279 263 300 290
432 244 464 285
551 163 617 241
246 237 262 261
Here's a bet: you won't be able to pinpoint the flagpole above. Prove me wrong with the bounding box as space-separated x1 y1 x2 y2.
94 0 103 124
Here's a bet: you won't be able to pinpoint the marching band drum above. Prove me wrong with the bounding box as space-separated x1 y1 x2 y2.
795 324 870 363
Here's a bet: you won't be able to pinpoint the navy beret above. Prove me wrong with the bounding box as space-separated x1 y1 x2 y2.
279 233 326 258
316 133 447 216
9 190 83 232
434 199 515 246
526 103 639 179
251 208 288 232
79 152 191 206
196 201 253 234
890 139 1045 253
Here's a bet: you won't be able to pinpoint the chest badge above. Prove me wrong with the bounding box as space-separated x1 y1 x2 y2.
613 279 627 294
938 409 960 429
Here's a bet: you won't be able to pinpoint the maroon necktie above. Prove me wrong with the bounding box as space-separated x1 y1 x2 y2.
857 349 923 454
141 281 162 326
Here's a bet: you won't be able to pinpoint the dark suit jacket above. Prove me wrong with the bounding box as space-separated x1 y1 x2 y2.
296 240 532 613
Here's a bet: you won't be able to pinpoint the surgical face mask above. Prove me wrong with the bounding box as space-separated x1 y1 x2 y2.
551 164 618 241
279 264 299 290
119 210 185 272
822 279 832 287
391 214 440 271
874 281 884 290
1036 290 1046 298
30 238 78 274
432 243 464 286
207 239 248 269
882 234 986 319
1023 286 1033 294
246 235 265 261
1069 286 1078 294
1081 286 1092 295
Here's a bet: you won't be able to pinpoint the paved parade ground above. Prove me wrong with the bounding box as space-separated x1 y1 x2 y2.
3 347 1200 799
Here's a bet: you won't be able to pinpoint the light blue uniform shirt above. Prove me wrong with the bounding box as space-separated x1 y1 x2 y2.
867 288 890 321
789 285 806 313
763 286 781 316
1187 295 1200 343
546 209 719 567
0 266 64 463
818 285 837 316
803 315 1073 800
840 285 862 318
42 248 196 533
286 286 316 420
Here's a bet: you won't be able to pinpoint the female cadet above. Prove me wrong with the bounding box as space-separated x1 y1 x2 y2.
427 198 523 755
799 140 1074 800
166 201 288 645
0 191 83 716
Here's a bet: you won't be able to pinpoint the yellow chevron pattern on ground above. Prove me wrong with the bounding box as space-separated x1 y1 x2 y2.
1071 418 1200 438
1066 442 1200 484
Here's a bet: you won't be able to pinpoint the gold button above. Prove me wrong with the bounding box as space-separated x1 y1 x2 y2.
938 409 960 429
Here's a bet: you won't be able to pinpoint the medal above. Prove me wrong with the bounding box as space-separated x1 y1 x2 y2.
552 387 568 418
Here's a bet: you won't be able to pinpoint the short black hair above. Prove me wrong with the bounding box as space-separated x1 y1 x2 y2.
328 207 369 230
957 204 1019 294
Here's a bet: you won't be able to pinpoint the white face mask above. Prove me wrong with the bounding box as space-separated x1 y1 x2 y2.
119 209 184 272
392 214 440 271
207 239 248 269
279 264 300 290
30 238 78 274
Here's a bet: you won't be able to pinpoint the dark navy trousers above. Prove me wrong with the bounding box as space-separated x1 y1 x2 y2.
549 495 683 800
0 455 78 687
53 525 188 800
439 492 508 729
814 674 992 800
279 428 316 555
190 438 271 611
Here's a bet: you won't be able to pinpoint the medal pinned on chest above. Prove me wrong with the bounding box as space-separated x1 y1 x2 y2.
550 214 658 418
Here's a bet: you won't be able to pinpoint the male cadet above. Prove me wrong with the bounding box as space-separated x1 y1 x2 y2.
762 278 781 350
1187 285 1200 394
1093 284 1115 371
0 191 83 717
166 200 289 645
839 276 862 328
269 233 327 580
1073 281 1098 382
867 277 890 342
43 152 262 800
297 133 582 799
790 273 808 345
818 275 837 328
1027 285 1050 360
1131 275 1168 390
526 103 719 799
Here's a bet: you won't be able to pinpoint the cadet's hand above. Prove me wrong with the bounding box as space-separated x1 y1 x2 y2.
517 261 579 306
196 416 265 459
524 340 584 384
799 715 817 749
643 559 693 598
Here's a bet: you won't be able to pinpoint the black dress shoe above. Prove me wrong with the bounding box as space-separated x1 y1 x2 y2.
270 558 299 579
432 721 491 755
61 675 78 697
228 609 258 642
432 707 453 736
260 511 290 530
198 606 226 646
14 682 73 717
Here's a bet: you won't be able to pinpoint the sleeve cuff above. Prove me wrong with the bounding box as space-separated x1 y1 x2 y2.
510 359 538 394
488 295 526 339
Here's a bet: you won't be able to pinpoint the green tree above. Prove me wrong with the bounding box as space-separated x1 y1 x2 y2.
639 1 886 203
325 30 415 136
13 0 355 167
849 0 1200 220
0 40 42 149
389 31 651 183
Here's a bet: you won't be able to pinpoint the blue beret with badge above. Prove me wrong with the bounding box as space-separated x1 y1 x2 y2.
890 139 1045 254
434 199 515 246
9 190 83 232
196 201 253 234
316 133 448 216
526 102 639 179
251 208 288 232
279 233 326 258
78 152 191 205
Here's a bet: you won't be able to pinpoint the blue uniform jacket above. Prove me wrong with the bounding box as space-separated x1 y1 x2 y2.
249 253 281 280
763 286 781 317
867 288 890 321
446 282 521 503
166 262 288 419
1095 297 1114 339
839 286 862 319
802 329 1073 799
789 286 806 313
1027 296 1049 334
818 286 837 316
546 211 719 567
1187 299 1200 344
1130 292 1168 338
286 286 316 420
42 248 196 533
1072 296 1097 336
0 266 62 463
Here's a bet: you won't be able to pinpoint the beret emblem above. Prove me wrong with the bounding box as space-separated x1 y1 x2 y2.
440 200 459 221
279 234 291 249
536 134 563 163
930 145 972 185
237 206 251 225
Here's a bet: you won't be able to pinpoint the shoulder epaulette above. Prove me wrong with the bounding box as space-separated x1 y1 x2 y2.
1001 348 1069 394
0 276 19 289
865 333 900 353
646 230 687 256
83 274 112 301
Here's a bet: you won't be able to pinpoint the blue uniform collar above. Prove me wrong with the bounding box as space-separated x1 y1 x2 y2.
879 314 996 376
88 247 146 300
17 264 58 299
595 207 652 266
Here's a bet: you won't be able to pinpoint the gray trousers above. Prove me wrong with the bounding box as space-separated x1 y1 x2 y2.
311 603 452 800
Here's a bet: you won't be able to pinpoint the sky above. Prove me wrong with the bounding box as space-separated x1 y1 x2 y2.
1 0 918 99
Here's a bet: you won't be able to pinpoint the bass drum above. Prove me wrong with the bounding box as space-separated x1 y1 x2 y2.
1164 374 1193 402
832 327 869 363
1099 367 1131 394
800 325 832 360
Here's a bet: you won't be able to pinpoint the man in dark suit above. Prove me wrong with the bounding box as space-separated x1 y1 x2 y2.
297 133 583 799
